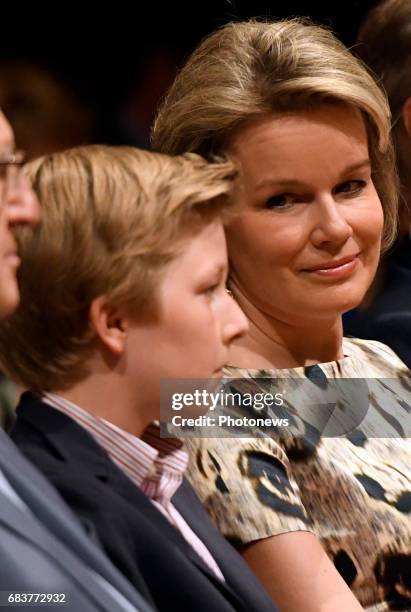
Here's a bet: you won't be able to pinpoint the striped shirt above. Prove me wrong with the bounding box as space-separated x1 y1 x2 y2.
41 392 224 581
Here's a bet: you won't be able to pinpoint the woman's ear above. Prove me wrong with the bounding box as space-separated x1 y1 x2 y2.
89 296 128 355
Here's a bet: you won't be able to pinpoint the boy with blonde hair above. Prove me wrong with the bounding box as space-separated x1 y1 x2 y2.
0 114 153 611
0 145 277 612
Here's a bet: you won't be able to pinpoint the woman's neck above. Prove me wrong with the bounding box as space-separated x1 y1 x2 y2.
227 288 344 369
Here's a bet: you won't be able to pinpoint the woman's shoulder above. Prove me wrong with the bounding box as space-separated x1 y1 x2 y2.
343 336 410 376
184 435 312 543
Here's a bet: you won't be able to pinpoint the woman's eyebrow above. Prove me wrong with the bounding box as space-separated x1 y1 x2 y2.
339 159 371 176
255 178 307 191
255 160 372 191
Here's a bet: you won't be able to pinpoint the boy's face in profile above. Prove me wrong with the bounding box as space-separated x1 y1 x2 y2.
0 112 40 319
125 219 248 423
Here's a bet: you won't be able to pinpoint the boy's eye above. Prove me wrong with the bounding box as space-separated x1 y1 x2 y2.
205 283 220 296
203 276 228 298
334 180 367 196
200 267 228 297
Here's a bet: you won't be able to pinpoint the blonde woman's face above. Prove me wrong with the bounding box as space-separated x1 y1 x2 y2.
226 105 384 323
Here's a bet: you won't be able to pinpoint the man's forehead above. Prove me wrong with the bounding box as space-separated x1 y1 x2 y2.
0 111 14 152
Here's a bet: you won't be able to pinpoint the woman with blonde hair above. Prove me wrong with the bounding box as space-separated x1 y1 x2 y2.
152 19 411 612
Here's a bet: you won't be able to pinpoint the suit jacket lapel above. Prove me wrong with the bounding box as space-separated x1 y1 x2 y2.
173 479 252 611
76 420 242 596
89 429 234 589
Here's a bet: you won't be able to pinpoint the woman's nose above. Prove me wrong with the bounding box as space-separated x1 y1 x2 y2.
309 197 353 248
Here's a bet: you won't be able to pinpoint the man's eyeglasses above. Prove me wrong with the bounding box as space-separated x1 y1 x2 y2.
0 151 26 200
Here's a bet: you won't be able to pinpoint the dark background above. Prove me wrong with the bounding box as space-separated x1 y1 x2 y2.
0 1 380 152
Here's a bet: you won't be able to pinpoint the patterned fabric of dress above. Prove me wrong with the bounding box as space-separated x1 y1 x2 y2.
184 338 411 611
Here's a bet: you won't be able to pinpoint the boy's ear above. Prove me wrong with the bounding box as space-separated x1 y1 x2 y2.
89 296 128 355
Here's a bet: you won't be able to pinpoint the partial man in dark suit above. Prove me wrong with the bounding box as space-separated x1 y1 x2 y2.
0 145 279 612
344 0 411 366
0 110 153 611
345 234 411 367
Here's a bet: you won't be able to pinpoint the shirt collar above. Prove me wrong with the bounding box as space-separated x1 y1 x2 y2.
41 392 188 503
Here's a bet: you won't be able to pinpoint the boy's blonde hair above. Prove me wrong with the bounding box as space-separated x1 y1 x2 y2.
152 18 399 251
0 145 236 391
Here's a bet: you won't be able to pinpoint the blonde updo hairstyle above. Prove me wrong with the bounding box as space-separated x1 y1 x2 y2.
152 18 399 251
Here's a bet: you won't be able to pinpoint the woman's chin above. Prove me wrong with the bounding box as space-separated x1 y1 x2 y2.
309 279 370 317
299 294 367 321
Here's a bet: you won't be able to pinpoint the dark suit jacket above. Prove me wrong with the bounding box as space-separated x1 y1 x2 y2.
0 426 153 612
11 392 278 612
344 236 411 368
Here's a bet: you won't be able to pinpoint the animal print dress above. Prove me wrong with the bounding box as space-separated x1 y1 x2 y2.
184 339 411 611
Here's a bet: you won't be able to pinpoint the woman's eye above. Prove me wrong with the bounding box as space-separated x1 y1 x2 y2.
335 180 367 196
264 193 298 209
